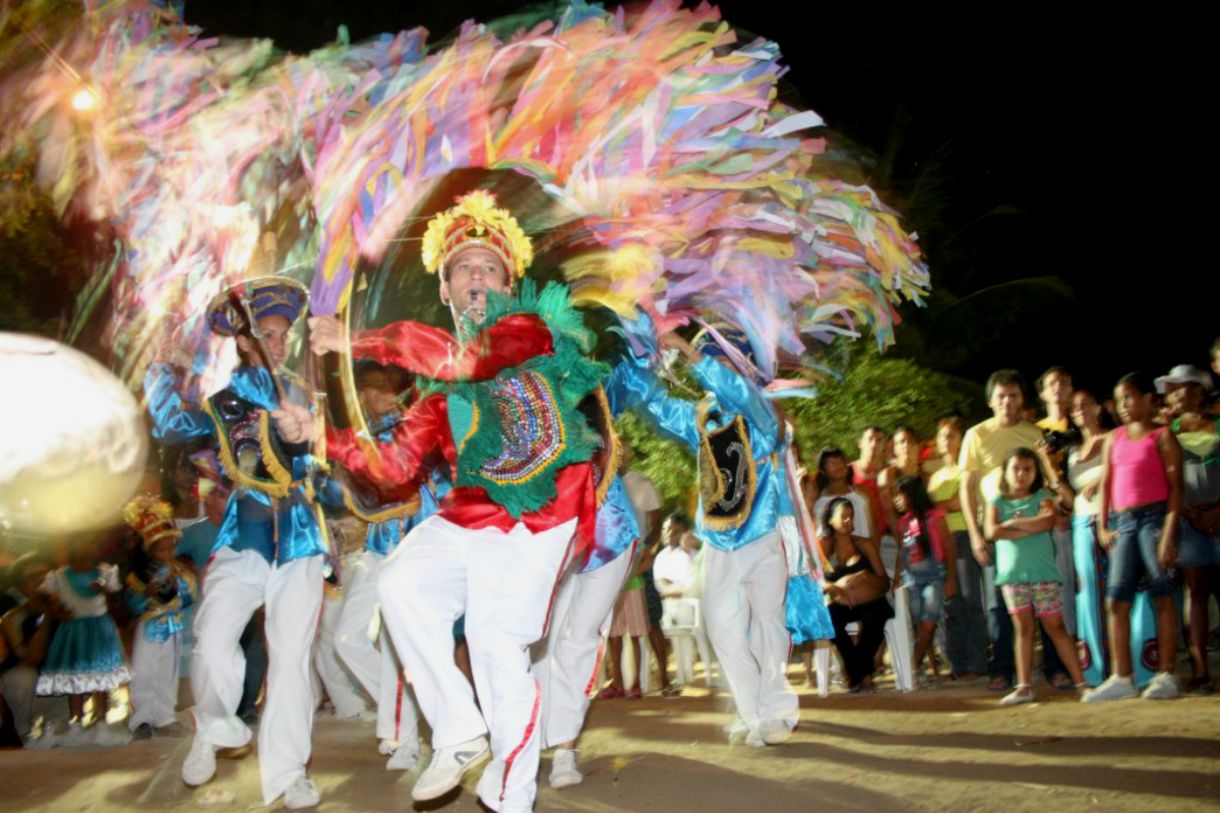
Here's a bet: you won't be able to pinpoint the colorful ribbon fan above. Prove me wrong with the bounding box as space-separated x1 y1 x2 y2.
1 0 928 391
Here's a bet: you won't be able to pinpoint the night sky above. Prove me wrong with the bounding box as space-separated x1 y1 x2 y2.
185 2 1212 396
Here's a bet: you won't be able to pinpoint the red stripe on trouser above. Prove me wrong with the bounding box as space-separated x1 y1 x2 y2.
500 679 541 804
394 674 403 740
585 639 607 699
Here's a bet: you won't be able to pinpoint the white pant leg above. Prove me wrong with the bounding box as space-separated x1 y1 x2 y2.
743 534 797 727
376 627 418 747
314 591 369 719
335 550 384 699
128 622 182 729
467 520 576 813
535 542 635 749
259 555 324 805
190 548 267 749
702 531 793 728
376 516 484 749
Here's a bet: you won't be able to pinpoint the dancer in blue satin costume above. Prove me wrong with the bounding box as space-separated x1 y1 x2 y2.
608 325 798 747
321 360 451 769
144 277 327 809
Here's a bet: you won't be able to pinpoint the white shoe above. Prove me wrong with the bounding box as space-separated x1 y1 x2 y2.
1141 672 1180 700
758 719 792 745
378 738 399 756
181 736 217 786
549 748 583 789
411 736 490 802
1000 685 1034 706
744 727 766 748
723 717 749 744
1081 675 1137 703
93 722 133 746
283 775 321 809
386 743 420 771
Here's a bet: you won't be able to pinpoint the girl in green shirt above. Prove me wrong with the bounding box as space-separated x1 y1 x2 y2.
985 447 1085 705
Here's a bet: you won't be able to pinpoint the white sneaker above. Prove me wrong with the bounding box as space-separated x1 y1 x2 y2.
548 748 583 789
1141 672 1180 700
386 742 420 771
93 722 133 746
1000 685 1034 706
744 727 766 748
283 775 321 809
411 736 490 802
1081 675 1137 703
181 736 217 786
378 738 399 756
723 718 749 744
758 719 792 745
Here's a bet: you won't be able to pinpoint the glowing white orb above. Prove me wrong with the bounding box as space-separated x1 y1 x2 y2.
0 333 148 534
70 87 99 111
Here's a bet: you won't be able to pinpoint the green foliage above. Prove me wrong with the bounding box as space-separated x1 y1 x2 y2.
615 411 696 513
0 160 88 337
785 346 981 459
613 345 981 511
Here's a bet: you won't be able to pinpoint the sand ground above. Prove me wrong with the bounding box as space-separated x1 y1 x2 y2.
2 671 1218 813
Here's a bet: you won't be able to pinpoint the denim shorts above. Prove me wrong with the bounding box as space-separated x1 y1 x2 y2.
1107 502 1176 602
1177 519 1220 569
903 557 945 624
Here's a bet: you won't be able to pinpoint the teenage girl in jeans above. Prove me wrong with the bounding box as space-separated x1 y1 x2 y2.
1086 372 1184 702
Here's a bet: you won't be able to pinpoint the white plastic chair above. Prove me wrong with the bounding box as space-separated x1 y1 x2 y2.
661 597 718 687
813 585 914 693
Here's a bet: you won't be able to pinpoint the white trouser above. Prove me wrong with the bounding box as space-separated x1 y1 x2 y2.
378 516 576 813
190 547 323 805
701 530 797 729
334 549 418 745
314 590 371 719
533 542 636 749
128 622 182 729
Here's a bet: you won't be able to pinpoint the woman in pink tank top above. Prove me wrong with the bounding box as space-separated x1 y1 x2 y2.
1087 373 1183 704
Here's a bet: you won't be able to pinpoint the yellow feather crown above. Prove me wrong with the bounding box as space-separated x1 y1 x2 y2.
421 190 533 280
123 494 181 548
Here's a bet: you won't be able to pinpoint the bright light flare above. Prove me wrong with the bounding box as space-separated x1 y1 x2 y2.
71 87 99 111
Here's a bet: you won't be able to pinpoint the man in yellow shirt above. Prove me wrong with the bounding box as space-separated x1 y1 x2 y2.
959 370 1062 691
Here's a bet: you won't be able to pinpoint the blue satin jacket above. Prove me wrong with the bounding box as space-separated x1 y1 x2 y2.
583 475 640 573
607 356 788 552
145 363 327 566
125 574 196 644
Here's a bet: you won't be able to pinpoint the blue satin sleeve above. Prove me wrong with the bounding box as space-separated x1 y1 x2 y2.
144 363 214 444
690 356 778 454
581 476 640 573
605 361 699 450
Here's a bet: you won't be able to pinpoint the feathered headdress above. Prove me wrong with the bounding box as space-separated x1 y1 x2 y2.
421 190 534 281
123 494 181 549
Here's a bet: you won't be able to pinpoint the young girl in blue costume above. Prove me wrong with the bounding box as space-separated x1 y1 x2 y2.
36 536 132 745
122 495 198 738
894 475 957 681
985 448 1085 705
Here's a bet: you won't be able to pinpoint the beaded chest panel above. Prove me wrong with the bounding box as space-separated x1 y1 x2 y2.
478 371 567 487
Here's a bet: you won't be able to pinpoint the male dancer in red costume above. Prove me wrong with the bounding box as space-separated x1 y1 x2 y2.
311 191 602 813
